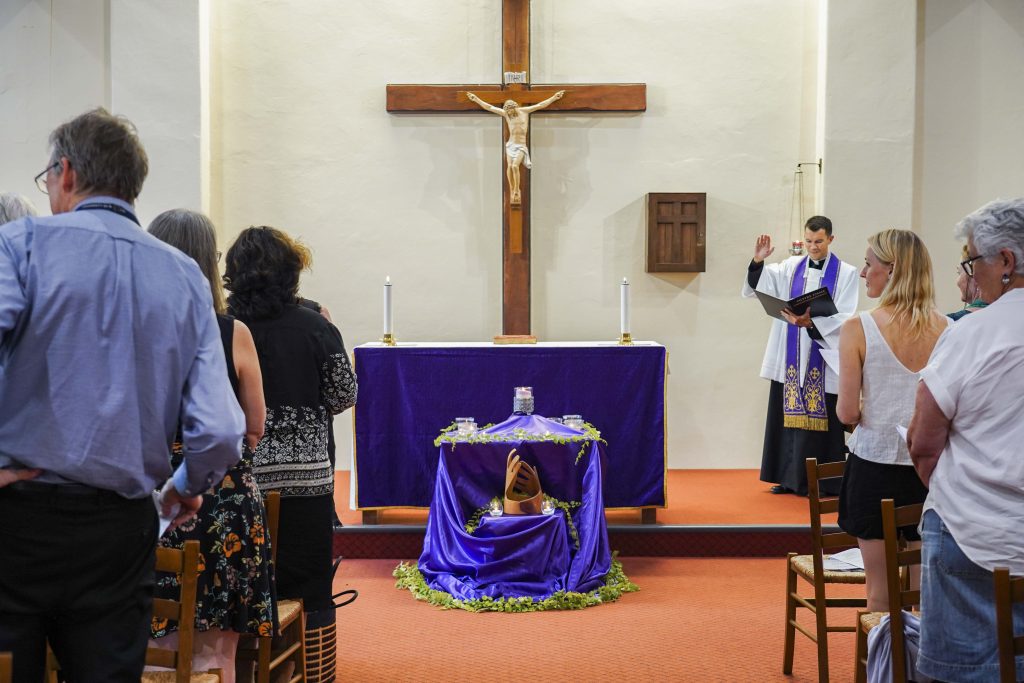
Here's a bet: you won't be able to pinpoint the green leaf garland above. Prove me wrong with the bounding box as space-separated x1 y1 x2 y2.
393 554 638 612
434 422 607 461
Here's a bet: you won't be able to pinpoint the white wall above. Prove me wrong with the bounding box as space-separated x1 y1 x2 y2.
0 0 109 207
209 0 819 469
0 0 205 218
915 0 1024 312
4 0 1022 470
818 0 917 231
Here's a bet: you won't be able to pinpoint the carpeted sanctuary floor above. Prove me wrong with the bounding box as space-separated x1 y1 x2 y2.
331 556 860 682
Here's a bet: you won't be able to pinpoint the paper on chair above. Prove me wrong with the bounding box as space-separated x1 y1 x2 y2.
818 348 840 374
823 547 864 571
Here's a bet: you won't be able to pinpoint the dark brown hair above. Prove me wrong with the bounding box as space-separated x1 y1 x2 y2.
223 226 311 320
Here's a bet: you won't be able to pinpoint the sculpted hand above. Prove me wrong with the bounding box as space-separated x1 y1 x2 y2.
157 480 203 532
554 90 565 100
466 92 480 103
754 234 774 263
0 468 41 489
781 307 812 329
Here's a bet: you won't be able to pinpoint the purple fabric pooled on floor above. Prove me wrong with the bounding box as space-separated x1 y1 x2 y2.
418 438 611 600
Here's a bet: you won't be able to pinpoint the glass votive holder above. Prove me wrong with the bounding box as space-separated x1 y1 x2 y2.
541 499 555 515
455 417 476 436
488 500 503 517
513 386 534 415
562 414 584 430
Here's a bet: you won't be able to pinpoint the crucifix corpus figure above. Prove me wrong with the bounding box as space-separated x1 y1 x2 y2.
466 90 565 205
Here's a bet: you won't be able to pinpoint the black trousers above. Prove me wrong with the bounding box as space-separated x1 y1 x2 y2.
0 483 157 683
759 380 846 496
275 494 335 613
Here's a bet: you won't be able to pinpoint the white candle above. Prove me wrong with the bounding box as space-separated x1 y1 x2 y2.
383 276 393 336
620 277 630 335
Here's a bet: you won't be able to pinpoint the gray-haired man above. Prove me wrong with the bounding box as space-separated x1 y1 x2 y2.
0 108 244 682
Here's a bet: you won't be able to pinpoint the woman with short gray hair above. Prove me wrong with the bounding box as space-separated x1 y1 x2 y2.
0 193 37 224
908 197 1024 682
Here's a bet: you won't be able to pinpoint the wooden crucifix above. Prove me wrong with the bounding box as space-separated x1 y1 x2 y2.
386 0 646 336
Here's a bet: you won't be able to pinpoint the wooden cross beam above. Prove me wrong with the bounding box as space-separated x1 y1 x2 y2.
386 0 646 336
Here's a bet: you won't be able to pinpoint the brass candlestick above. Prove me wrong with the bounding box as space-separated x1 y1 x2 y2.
618 332 633 346
381 333 397 346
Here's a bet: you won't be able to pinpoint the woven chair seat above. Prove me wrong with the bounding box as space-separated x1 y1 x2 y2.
859 611 885 631
141 671 220 683
277 598 302 626
790 554 867 584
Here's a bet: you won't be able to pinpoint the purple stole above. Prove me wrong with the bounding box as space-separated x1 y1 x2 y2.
782 255 841 431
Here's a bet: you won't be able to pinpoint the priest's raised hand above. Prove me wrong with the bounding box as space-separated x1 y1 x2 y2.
753 234 775 263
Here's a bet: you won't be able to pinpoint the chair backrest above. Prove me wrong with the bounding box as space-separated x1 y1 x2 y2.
805 458 859 572
265 490 281 565
0 651 11 683
146 539 202 683
994 566 1024 683
880 498 923 683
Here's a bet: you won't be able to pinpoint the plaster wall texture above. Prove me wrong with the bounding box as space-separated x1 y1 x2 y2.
0 1 204 216
208 0 816 469
2 1 1022 469
914 0 1024 314
819 0 917 235
0 0 109 207
110 0 205 217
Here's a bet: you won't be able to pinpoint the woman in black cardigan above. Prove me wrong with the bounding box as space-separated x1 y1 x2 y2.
223 226 357 631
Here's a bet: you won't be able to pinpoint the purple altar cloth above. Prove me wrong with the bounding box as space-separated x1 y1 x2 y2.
353 343 666 509
418 416 611 600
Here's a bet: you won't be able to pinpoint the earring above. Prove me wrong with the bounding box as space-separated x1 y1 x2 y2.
1002 273 1011 285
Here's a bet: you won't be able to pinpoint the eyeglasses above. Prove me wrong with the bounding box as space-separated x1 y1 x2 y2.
960 253 985 277
34 162 61 194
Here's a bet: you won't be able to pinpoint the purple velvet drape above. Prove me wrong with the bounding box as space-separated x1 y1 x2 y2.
353 344 666 509
418 415 611 600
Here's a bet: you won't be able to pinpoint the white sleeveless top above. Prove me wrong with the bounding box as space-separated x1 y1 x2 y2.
847 312 948 466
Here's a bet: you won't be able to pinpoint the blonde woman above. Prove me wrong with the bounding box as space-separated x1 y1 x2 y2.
836 229 949 611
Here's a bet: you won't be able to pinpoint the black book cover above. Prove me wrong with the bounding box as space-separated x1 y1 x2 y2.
755 287 838 322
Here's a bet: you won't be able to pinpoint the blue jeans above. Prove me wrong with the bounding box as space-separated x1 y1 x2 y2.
917 510 1024 683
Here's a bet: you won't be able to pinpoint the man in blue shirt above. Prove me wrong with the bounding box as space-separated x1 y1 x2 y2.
0 108 244 682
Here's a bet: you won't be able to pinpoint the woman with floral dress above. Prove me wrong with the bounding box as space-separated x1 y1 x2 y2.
147 210 275 682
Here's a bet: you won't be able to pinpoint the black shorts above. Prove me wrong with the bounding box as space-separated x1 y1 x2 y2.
838 451 928 541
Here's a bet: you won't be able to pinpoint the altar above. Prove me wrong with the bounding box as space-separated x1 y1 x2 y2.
351 341 667 514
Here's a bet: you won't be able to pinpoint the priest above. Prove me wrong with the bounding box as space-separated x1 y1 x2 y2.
742 216 858 495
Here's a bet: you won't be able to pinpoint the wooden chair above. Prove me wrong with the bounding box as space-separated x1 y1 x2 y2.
995 566 1024 683
0 652 11 683
783 457 867 683
141 539 222 683
854 499 923 683
237 490 305 683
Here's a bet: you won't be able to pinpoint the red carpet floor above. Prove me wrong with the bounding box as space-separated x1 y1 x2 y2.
332 556 860 682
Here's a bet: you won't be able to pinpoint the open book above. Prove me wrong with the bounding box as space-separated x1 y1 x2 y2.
755 286 838 322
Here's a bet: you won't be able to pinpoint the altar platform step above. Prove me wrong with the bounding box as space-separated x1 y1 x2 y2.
332 470 824 559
